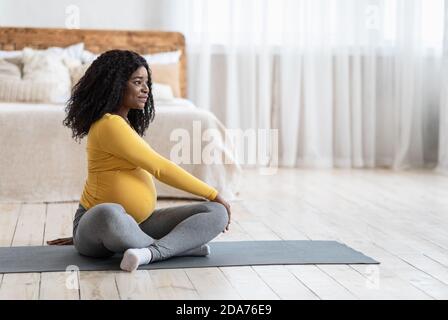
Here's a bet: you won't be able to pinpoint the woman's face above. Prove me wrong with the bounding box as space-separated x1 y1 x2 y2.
122 66 149 110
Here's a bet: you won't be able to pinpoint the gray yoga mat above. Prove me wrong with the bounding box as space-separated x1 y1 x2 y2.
0 240 379 273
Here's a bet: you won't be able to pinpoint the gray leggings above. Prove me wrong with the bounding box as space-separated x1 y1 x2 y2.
73 201 228 262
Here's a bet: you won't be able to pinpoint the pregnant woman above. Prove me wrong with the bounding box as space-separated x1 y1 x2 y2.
47 49 231 272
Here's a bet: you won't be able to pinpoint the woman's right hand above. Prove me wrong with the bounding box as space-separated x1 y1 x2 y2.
211 194 231 232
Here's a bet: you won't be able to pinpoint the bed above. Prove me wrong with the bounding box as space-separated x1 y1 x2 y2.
0 27 241 203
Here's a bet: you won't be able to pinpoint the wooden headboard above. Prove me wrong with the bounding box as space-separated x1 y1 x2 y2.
0 27 187 97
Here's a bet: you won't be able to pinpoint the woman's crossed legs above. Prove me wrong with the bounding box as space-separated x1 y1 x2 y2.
73 201 228 271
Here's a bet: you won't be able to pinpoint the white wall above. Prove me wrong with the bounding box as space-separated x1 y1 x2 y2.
0 0 168 31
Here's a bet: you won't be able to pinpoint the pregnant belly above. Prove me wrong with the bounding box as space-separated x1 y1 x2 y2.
106 168 157 223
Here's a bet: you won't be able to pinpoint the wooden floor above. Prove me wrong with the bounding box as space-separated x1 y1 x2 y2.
1 168 448 300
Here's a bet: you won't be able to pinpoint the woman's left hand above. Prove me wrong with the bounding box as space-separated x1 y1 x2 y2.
47 237 74 245
212 194 231 232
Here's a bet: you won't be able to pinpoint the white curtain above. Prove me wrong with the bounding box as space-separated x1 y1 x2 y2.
438 1 448 172
156 0 444 169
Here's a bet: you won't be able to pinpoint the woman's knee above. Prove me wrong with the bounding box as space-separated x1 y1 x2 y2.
75 241 115 258
205 202 229 229
87 203 129 231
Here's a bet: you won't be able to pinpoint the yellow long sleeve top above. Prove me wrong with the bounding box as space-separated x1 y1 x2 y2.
79 113 218 223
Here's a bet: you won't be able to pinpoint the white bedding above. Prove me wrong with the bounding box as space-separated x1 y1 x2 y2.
0 98 241 203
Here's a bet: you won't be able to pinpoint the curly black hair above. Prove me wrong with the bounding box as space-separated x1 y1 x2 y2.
63 49 155 143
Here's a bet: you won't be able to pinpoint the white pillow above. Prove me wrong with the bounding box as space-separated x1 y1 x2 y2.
143 50 181 64
81 49 98 64
0 57 65 103
0 79 60 103
152 82 174 100
62 56 92 87
0 59 21 80
0 44 83 103
0 43 84 64
22 47 72 103
0 50 22 60
46 42 84 60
